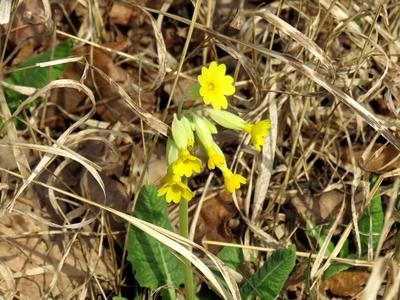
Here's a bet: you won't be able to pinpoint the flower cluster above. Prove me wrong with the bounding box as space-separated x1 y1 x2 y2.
157 61 271 203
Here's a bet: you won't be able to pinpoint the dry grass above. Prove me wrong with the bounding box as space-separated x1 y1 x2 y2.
1 0 400 299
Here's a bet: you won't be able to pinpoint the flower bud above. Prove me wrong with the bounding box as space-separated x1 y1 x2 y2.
181 115 195 147
166 138 179 166
202 116 218 134
206 108 246 131
193 115 213 149
172 113 189 149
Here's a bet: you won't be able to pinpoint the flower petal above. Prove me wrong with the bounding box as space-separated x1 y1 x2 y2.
197 61 235 110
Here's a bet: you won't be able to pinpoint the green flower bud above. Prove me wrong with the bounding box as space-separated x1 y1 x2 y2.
202 116 218 134
181 115 195 147
193 115 214 149
171 113 189 149
206 108 246 131
166 138 179 166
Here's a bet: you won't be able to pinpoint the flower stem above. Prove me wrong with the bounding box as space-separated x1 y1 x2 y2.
179 199 194 300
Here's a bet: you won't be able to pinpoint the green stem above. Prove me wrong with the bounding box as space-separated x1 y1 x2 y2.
179 199 194 300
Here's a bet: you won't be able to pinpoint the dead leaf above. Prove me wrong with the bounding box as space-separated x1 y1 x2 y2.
45 46 148 127
291 189 363 228
360 143 400 173
109 3 135 26
320 271 369 297
384 62 400 104
0 194 113 299
285 262 308 299
163 78 194 107
5 0 51 47
35 138 131 238
319 190 345 220
291 190 343 225
0 137 37 171
11 44 34 66
195 192 242 253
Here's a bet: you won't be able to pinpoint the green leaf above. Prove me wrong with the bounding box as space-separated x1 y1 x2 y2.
127 185 184 300
240 245 296 300
217 246 244 270
305 218 334 255
358 178 384 254
5 39 72 110
183 82 201 100
322 253 357 280
339 239 349 258
112 297 128 300
323 262 352 280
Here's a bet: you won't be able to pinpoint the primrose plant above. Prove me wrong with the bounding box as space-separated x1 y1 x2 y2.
151 61 272 299
157 61 271 203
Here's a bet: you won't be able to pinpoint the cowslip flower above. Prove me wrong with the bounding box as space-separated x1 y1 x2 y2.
220 167 247 193
207 144 225 170
244 120 271 151
198 61 235 110
192 115 225 169
206 109 271 151
172 148 202 177
157 172 194 203
166 138 179 166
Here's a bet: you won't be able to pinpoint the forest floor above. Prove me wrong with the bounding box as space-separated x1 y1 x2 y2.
0 0 400 299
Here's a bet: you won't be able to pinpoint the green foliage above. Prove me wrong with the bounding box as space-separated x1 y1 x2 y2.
358 178 384 254
5 39 72 111
323 178 384 280
217 246 244 270
323 259 355 280
183 82 201 100
112 297 128 300
305 218 334 255
240 245 296 300
306 218 350 281
127 185 184 300
323 241 353 280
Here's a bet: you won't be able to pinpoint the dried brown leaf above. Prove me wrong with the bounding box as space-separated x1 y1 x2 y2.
195 192 242 253
109 3 135 26
320 270 369 297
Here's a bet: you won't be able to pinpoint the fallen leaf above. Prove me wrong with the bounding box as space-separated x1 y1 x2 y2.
195 192 242 253
285 262 308 299
0 137 37 171
320 270 369 297
5 0 50 47
291 189 363 228
291 190 342 225
0 193 113 299
45 45 152 127
163 78 195 107
109 3 135 26
361 143 400 173
35 138 131 238
11 44 34 66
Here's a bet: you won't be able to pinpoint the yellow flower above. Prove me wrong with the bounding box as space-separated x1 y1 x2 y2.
157 173 194 203
207 147 225 170
221 167 247 193
198 61 235 110
244 119 271 151
172 148 202 177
